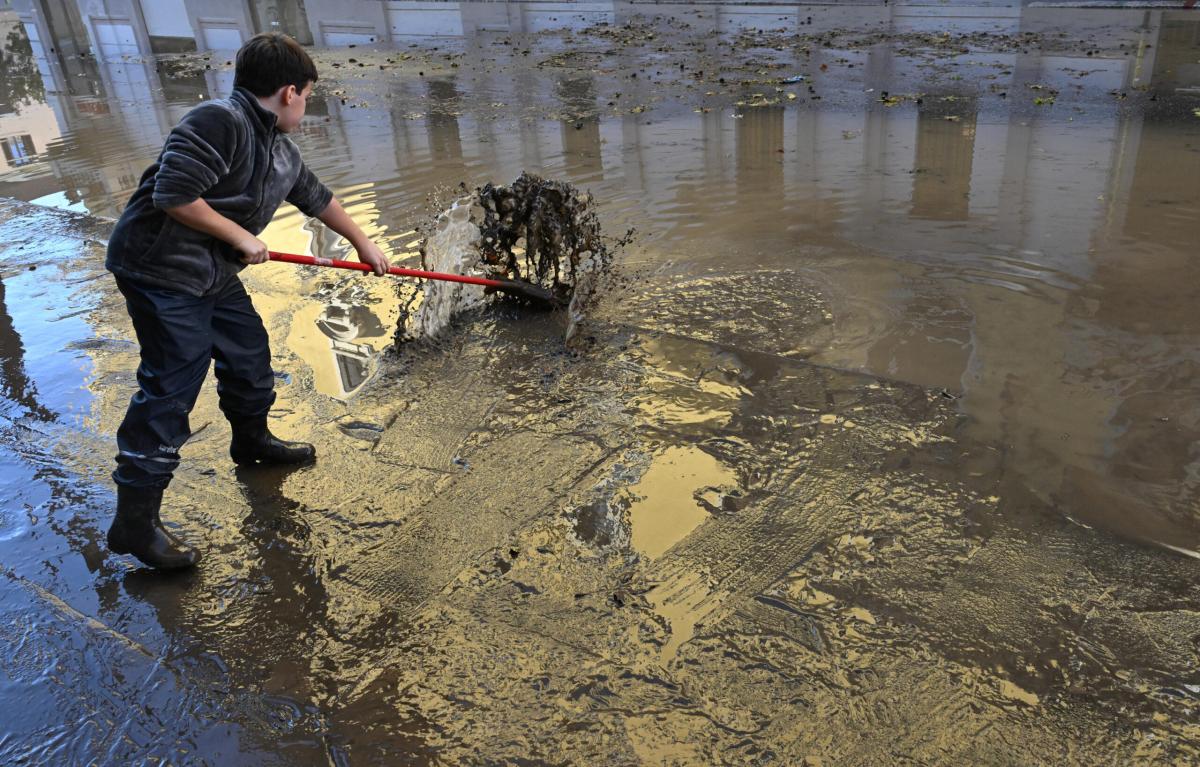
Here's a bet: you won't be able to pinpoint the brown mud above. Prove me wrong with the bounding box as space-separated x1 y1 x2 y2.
1 3 1200 765
478 171 611 301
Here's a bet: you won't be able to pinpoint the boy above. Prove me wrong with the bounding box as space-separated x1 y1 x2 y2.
104 33 389 570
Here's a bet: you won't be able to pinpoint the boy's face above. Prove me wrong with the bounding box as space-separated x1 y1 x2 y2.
277 82 312 133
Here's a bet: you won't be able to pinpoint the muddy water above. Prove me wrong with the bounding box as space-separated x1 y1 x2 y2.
1 4 1199 765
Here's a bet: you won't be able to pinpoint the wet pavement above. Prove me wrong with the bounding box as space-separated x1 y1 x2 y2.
1 3 1200 764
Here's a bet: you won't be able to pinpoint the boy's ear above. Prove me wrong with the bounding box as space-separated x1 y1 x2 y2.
279 83 298 104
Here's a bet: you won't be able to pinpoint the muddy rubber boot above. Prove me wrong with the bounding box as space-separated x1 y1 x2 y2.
230 419 316 466
106 487 201 570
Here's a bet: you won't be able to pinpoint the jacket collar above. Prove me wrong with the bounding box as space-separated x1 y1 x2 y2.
231 86 279 136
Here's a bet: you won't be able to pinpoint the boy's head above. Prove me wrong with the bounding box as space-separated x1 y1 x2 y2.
234 33 317 132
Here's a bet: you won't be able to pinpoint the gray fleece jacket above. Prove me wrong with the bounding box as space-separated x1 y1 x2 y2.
106 87 332 296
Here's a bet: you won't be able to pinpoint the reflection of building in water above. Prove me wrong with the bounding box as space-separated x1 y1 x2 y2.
784 10 1200 549
425 77 463 163
40 50 201 217
910 97 977 221
1116 135 1200 251
177 0 312 49
315 299 385 398
557 75 602 176
1141 12 1200 95
16 0 625 54
0 14 65 200
735 94 784 197
387 1 614 41
0 14 46 110
9 0 97 97
1060 13 1200 546
4 0 211 216
0 99 62 200
11 0 196 57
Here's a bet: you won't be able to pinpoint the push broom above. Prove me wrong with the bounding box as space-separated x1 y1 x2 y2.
268 251 564 309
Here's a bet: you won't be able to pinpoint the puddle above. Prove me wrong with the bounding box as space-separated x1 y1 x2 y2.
627 446 737 559
645 569 721 665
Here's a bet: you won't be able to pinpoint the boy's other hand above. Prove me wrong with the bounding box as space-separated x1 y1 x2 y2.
235 234 270 265
357 242 391 276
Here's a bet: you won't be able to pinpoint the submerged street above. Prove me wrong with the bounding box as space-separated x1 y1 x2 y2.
0 2 1198 764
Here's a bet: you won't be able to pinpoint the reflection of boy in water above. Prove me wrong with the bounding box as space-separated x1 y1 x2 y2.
104 34 390 570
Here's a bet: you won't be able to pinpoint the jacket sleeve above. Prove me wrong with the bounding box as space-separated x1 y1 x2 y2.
286 160 334 218
152 102 240 209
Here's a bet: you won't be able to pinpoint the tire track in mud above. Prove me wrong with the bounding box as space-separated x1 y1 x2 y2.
346 429 612 612
340 322 1027 763
350 320 1198 763
370 362 503 473
338 319 636 614
607 327 969 665
257 314 1200 762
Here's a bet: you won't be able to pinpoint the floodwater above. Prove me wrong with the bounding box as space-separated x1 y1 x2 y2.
1 3 1199 764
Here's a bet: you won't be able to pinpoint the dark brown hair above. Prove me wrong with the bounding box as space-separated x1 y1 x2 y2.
233 33 318 97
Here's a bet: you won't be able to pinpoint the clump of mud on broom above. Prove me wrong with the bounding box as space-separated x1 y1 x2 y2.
396 172 617 346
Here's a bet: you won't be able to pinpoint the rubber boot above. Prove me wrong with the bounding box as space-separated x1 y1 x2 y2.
230 418 316 466
106 486 201 570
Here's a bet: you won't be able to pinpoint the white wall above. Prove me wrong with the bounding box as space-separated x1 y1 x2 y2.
302 0 388 46
140 0 192 39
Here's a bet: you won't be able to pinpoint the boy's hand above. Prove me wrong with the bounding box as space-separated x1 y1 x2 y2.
356 241 391 276
234 233 270 265
164 201 272 266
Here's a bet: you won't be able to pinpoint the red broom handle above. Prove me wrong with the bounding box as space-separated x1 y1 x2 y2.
268 251 508 289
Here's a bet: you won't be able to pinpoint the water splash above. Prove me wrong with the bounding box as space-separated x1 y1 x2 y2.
406 197 485 341
395 174 619 346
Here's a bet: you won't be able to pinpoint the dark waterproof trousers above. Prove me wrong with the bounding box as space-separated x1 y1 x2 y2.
113 273 275 489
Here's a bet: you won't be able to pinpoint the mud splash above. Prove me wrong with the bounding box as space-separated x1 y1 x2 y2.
478 172 608 300
396 173 617 345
